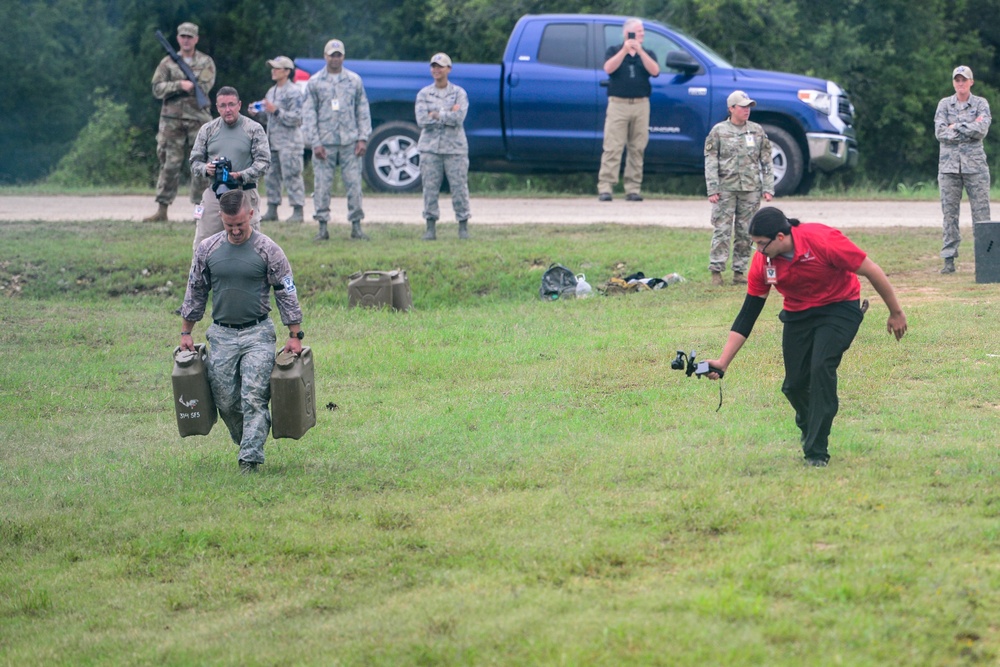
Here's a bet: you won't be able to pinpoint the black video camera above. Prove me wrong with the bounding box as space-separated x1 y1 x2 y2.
670 350 724 379
211 156 238 198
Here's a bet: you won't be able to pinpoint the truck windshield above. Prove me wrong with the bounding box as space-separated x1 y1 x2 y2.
602 23 733 71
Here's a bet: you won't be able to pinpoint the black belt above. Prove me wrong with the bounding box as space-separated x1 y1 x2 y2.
242 182 256 190
610 96 647 103
214 315 268 330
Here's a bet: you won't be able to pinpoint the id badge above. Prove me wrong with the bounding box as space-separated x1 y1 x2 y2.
331 98 340 112
745 134 755 147
193 204 204 220
765 261 777 285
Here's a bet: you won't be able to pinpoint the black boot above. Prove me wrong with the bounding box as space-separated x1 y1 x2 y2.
351 220 370 240
422 218 437 240
313 221 329 241
262 204 279 222
458 219 469 239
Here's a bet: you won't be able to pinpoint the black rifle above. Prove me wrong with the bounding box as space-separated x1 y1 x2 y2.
154 30 211 110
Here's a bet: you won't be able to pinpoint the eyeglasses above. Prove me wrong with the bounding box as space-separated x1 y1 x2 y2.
755 238 774 253
217 102 240 109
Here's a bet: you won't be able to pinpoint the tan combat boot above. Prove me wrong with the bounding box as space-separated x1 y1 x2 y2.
733 272 747 285
711 271 724 286
143 203 168 222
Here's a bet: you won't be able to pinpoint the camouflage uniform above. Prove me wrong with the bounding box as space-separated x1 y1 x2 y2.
935 93 992 259
302 67 372 224
189 115 271 250
261 82 306 208
704 119 774 273
416 81 471 223
151 51 215 206
181 230 303 465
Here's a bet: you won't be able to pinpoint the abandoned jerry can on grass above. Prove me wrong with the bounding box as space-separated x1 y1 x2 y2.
348 269 412 311
270 346 316 439
172 344 217 437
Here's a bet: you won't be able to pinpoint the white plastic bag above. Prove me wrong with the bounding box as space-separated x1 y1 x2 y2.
575 273 592 298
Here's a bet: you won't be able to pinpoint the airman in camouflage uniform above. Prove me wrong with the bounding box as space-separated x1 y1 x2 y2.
179 190 304 473
249 56 306 223
935 65 991 274
415 53 471 240
145 22 216 222
705 90 774 286
302 39 372 241
189 86 270 251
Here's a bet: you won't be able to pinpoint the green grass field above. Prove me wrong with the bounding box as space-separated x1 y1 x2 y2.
1 217 998 666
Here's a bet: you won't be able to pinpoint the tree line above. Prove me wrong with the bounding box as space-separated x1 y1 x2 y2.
3 0 998 189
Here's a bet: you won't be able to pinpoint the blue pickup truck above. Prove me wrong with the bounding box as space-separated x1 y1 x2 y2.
295 14 858 196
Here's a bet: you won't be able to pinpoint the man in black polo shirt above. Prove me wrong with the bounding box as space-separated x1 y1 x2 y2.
597 18 659 202
179 190 304 473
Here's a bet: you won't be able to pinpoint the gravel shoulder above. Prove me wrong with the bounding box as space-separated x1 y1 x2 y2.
0 194 964 228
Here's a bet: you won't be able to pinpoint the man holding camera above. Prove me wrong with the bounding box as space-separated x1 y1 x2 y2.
597 18 659 202
189 86 270 250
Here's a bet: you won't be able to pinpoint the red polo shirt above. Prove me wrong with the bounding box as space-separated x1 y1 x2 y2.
747 223 867 312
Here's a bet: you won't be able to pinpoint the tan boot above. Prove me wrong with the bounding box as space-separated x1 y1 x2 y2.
711 271 724 286
143 203 168 222
732 272 747 285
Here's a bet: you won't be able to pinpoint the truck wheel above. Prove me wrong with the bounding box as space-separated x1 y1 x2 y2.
364 122 422 193
763 125 804 197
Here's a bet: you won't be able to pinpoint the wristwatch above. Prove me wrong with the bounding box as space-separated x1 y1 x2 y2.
290 331 305 340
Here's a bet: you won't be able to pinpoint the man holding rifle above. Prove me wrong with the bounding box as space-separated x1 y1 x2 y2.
145 22 216 222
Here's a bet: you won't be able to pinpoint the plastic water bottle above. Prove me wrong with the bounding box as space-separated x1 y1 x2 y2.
251 101 266 113
663 273 686 286
575 274 592 298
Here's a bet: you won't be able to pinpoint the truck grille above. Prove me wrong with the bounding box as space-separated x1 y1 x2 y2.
838 97 855 126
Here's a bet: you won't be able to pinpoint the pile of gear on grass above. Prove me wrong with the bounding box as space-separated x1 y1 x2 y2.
538 262 685 300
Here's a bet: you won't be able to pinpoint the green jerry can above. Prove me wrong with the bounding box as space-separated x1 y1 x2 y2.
172 344 217 437
270 346 316 439
348 269 412 311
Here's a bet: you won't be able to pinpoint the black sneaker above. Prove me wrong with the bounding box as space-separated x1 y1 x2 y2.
239 460 260 474
625 193 644 202
803 458 828 468
598 193 612 202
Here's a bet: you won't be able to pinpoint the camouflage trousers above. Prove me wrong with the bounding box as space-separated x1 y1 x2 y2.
420 152 471 222
205 319 276 464
708 190 762 273
939 171 991 258
313 144 364 223
265 149 306 207
155 116 212 206
192 187 261 250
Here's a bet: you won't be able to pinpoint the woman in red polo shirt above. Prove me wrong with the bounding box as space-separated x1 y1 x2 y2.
706 207 908 467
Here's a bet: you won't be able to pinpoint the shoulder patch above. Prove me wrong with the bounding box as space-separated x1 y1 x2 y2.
281 274 297 294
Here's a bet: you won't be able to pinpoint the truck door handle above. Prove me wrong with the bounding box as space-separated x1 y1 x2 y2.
507 72 520 87
600 80 609 88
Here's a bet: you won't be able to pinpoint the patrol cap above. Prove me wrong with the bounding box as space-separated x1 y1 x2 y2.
952 65 974 80
727 90 756 108
267 56 295 70
177 22 199 37
324 39 346 56
430 52 453 67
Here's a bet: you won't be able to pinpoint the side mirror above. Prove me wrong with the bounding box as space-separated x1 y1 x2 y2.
665 50 701 75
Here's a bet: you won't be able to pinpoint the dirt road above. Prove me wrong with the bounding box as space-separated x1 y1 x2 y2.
0 194 966 228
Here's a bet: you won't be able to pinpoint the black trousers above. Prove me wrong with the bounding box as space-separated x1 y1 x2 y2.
779 301 863 462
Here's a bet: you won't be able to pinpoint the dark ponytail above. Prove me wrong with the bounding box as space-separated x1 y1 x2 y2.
749 207 799 238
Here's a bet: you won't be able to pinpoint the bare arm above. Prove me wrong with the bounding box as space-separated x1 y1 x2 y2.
855 257 907 340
